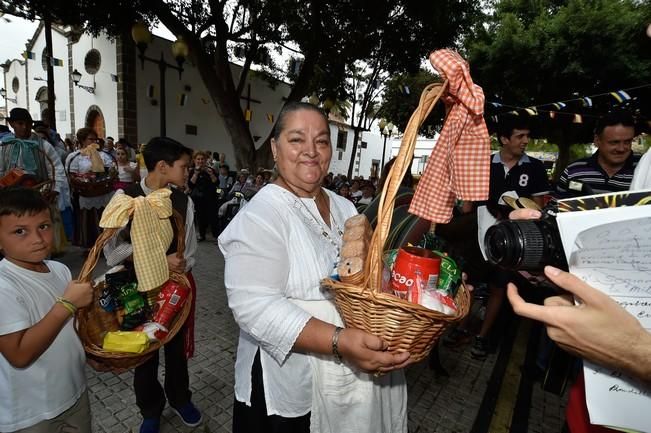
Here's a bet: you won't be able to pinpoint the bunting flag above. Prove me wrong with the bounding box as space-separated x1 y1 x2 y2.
147 85 156 99
489 102 502 108
509 110 519 115
610 90 631 103
549 111 556 119
524 107 538 116
402 85 410 95
552 102 567 110
573 114 583 124
266 113 274 123
244 109 252 122
111 74 119 83
178 93 187 106
52 58 63 67
582 96 593 107
22 51 36 60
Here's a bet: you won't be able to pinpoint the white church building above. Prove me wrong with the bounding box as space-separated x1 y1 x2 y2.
1 21 432 177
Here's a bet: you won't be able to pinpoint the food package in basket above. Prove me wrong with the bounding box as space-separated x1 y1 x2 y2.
382 246 461 315
137 280 190 341
337 215 372 284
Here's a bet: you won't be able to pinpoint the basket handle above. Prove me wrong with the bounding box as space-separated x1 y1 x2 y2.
77 209 186 284
364 81 448 291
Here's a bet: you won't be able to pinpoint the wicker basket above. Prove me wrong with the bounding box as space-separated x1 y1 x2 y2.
74 211 192 372
66 150 118 197
0 140 57 202
323 81 471 363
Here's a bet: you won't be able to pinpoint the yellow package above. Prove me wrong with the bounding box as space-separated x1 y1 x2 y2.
102 331 150 353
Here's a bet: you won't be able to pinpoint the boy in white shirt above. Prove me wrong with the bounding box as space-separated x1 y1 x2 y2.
0 187 93 432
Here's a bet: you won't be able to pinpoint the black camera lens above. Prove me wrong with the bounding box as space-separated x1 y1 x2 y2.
484 219 567 271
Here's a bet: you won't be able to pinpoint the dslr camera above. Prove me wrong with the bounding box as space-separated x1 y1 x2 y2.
483 201 567 272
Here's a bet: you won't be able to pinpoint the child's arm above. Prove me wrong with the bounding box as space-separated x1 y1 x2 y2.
0 280 92 368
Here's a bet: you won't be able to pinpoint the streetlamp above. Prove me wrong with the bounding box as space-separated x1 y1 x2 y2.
379 119 394 174
71 69 96 94
0 88 18 103
131 22 189 137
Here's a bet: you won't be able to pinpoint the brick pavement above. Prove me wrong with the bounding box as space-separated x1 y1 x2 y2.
60 241 566 433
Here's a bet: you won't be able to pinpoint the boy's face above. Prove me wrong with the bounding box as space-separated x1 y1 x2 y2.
165 154 191 188
0 209 53 271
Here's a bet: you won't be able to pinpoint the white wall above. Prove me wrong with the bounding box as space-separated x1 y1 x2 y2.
71 32 119 138
2 60 28 117
27 27 71 136
135 35 291 167
389 134 439 176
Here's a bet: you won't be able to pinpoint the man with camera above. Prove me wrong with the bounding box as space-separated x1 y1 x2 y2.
556 111 639 197
446 116 550 359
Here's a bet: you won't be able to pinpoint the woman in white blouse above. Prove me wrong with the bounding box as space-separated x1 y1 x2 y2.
219 102 409 433
65 128 114 249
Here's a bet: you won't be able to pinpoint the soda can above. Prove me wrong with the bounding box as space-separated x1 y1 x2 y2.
433 251 461 297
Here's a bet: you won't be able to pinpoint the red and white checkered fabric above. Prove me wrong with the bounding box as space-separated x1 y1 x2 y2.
409 49 490 223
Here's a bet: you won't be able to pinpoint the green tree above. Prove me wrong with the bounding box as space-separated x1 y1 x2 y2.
3 0 481 170
466 0 651 178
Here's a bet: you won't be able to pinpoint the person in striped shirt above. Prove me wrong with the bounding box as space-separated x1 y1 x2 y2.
556 111 639 197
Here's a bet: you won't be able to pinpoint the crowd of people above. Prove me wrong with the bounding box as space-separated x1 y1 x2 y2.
0 100 649 433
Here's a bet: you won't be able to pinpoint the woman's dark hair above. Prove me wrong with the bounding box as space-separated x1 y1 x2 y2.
0 187 49 218
594 111 635 136
142 137 193 171
272 102 329 140
379 157 413 191
76 127 97 144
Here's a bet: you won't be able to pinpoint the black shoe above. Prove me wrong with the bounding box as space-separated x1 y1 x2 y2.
470 336 490 360
442 327 473 348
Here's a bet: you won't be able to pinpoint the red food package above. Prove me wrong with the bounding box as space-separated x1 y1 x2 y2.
152 280 189 331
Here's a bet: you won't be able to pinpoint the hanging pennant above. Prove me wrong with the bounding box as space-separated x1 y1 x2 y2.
52 58 64 67
573 114 583 124
582 97 592 107
22 51 36 60
245 109 252 122
147 85 156 99
266 113 274 123
111 74 119 83
552 102 567 110
549 111 556 119
524 107 538 116
178 93 187 106
610 90 631 103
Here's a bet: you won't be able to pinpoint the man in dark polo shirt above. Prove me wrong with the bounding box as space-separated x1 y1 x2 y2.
556 111 639 197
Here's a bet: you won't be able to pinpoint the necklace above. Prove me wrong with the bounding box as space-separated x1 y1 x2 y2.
277 178 343 248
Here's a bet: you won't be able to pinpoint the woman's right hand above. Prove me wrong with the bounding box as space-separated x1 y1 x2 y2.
337 328 411 374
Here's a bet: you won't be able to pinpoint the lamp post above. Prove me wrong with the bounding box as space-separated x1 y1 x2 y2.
378 119 394 175
0 88 18 103
71 69 96 94
131 22 189 137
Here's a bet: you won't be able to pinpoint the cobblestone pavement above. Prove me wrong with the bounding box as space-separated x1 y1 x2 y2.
60 240 566 433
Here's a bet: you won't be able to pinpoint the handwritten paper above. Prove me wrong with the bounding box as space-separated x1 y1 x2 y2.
557 210 651 433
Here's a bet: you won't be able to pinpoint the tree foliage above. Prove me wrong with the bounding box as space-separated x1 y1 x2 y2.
378 69 444 138
465 0 651 177
2 0 481 170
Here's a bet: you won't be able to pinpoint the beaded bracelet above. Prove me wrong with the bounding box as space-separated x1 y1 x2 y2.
332 326 344 363
56 297 77 316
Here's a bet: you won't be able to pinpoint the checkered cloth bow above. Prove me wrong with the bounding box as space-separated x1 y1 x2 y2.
100 188 174 291
409 49 490 223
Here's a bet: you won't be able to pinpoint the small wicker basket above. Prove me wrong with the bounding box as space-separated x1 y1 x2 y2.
323 81 471 363
66 150 118 197
74 211 192 372
0 140 57 202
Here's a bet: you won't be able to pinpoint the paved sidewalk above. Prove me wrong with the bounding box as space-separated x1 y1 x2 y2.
60 241 566 433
